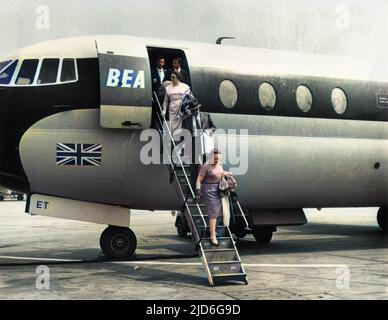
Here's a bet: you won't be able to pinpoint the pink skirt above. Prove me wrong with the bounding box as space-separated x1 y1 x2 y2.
201 183 222 219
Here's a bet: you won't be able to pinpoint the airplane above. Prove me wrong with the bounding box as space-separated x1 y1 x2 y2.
1 34 388 261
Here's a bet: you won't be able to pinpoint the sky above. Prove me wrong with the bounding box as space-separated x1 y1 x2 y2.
0 0 387 61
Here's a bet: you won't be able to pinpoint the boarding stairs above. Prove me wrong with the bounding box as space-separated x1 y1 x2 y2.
153 92 248 286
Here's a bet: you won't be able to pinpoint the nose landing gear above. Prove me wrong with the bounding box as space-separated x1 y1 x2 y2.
100 226 137 259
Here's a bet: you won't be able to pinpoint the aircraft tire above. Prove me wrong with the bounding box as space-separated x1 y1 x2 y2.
17 194 24 201
176 216 189 238
100 226 137 259
0 196 4 201
252 226 273 244
377 208 388 232
231 223 248 239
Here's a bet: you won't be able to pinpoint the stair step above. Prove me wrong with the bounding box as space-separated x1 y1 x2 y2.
186 204 206 212
212 273 248 284
186 207 207 228
177 176 191 184
196 226 228 238
187 203 205 208
208 261 243 275
203 249 238 262
178 181 191 189
190 213 208 220
190 213 207 218
175 167 191 174
201 237 234 250
175 165 191 170
204 248 236 253
191 216 208 228
176 183 192 195
176 170 191 177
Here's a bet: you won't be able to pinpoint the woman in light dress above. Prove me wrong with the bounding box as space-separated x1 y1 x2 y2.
162 70 191 137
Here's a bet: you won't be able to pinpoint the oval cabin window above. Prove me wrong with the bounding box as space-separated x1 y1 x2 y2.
259 82 276 111
331 88 347 114
219 80 238 109
296 85 313 112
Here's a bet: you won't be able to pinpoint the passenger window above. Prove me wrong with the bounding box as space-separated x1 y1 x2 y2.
219 80 238 109
16 59 39 85
60 59 76 82
0 60 18 85
37 59 60 84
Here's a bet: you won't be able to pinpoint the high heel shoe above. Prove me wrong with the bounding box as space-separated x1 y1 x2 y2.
210 237 219 246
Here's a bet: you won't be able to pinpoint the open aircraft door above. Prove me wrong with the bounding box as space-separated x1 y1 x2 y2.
96 39 152 129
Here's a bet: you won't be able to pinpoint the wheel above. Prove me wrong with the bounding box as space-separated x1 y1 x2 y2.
252 227 273 244
0 195 4 201
176 216 189 238
377 208 388 232
17 194 24 201
100 226 137 259
234 230 247 239
231 223 248 239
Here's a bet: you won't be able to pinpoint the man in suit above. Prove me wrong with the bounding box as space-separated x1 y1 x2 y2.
151 56 167 126
165 57 190 86
182 105 217 188
151 56 167 102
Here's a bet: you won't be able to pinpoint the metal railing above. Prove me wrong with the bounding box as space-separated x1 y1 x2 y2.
235 199 250 230
153 91 208 231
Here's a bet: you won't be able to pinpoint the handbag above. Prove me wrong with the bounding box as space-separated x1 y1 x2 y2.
221 195 230 227
226 174 237 190
218 173 229 192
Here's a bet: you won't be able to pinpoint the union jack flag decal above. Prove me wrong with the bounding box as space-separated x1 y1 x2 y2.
56 143 102 166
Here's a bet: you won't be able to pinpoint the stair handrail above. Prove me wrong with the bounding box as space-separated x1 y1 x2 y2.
153 91 208 230
153 92 195 197
235 198 250 230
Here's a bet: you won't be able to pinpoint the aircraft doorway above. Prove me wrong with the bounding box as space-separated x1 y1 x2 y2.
146 47 192 128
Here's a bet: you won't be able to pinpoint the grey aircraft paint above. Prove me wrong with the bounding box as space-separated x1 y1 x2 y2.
18 108 388 211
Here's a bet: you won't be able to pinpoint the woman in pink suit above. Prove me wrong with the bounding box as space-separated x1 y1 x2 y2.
162 70 191 136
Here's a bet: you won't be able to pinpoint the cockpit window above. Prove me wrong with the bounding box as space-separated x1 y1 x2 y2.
16 59 39 85
37 58 59 84
0 60 11 73
60 59 76 82
0 60 18 85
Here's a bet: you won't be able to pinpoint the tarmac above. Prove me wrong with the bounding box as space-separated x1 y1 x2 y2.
0 201 388 300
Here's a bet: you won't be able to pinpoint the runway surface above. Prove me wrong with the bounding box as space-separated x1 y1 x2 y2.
0 201 387 300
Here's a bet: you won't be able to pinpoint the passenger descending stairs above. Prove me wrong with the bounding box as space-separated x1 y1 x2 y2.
154 92 248 286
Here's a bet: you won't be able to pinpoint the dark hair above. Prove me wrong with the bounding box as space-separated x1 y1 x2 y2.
212 148 221 155
171 70 182 81
157 56 165 61
173 57 182 65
